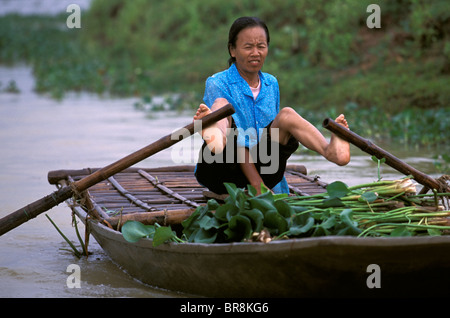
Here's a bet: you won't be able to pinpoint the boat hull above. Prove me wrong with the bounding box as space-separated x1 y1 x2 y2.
76 206 450 297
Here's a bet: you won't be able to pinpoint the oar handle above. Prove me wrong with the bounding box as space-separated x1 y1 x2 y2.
322 117 441 190
0 104 235 236
0 187 74 236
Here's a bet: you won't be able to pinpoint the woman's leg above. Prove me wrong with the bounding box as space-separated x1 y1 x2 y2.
270 107 351 166
193 98 231 154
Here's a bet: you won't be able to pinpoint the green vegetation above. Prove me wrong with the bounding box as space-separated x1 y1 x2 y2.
46 213 89 258
0 0 449 149
121 178 450 246
0 14 106 98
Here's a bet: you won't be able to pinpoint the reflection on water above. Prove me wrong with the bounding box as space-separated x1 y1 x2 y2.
0 65 442 297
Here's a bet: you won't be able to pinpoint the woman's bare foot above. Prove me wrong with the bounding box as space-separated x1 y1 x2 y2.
326 114 351 166
193 103 211 120
335 114 349 129
194 103 227 153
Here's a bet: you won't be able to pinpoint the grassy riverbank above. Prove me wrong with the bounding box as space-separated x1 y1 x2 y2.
0 0 449 150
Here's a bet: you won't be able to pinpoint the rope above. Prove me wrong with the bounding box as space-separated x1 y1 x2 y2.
437 175 450 190
68 178 90 208
437 175 450 210
69 181 83 200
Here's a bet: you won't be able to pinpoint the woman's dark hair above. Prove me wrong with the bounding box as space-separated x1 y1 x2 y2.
228 17 270 66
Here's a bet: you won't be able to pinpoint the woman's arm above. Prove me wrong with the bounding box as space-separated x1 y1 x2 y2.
238 147 266 195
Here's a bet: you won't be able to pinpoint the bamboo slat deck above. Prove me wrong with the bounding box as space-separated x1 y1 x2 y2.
50 165 326 229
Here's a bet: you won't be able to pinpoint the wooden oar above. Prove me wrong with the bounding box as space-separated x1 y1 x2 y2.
322 117 442 191
0 104 235 236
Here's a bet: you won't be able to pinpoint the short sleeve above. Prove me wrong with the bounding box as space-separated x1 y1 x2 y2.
203 77 231 108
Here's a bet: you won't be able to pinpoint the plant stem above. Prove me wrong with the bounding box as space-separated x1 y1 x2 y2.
72 213 88 256
46 214 81 258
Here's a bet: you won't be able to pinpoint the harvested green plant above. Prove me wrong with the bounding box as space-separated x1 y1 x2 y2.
121 178 450 246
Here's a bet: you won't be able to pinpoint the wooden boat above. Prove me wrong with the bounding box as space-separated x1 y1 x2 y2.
48 165 450 297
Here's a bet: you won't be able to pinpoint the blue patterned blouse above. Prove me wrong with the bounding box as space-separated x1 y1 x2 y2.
202 63 289 193
203 63 279 148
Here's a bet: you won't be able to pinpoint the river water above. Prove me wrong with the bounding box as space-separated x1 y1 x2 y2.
0 64 443 298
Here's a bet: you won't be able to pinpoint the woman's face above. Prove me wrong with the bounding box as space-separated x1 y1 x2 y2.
230 26 268 77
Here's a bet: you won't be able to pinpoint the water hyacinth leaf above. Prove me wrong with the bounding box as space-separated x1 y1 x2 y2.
181 206 205 236
190 228 218 243
273 192 289 200
248 195 276 215
427 228 442 236
247 183 269 197
260 183 271 194
236 189 248 212
291 205 310 213
225 215 253 241
153 226 177 247
182 206 200 224
390 226 413 237
255 190 274 202
207 198 220 210
198 214 221 231
326 181 350 198
338 209 362 235
264 210 288 234
247 184 257 197
241 208 264 232
216 201 239 222
274 200 294 218
214 203 233 222
371 155 386 164
319 214 336 230
185 204 209 225
289 214 315 235
319 197 345 208
312 224 331 237
226 206 240 222
224 183 238 202
360 191 378 203
340 209 356 226
122 221 156 243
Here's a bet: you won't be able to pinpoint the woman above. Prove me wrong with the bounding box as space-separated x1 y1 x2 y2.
194 17 350 195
